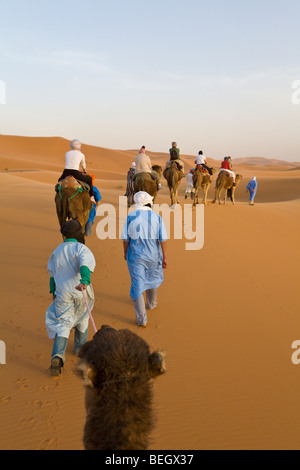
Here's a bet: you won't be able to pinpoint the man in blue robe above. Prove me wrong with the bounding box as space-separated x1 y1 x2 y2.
246 177 258 205
85 177 102 236
121 191 168 327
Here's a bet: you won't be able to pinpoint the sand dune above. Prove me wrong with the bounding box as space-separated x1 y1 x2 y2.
0 135 300 450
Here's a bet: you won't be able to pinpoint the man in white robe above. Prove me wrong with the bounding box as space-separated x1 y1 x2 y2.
46 219 96 376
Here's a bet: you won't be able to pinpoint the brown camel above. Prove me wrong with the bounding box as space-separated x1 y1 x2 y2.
133 165 162 204
163 161 184 206
55 176 92 231
192 167 215 206
212 172 243 205
77 325 166 450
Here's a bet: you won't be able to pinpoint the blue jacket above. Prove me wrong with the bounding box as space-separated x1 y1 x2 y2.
87 186 102 224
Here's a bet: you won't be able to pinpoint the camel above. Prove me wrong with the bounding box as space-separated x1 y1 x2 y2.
192 167 215 206
77 325 166 450
163 161 184 206
132 165 162 205
212 172 243 205
55 176 92 232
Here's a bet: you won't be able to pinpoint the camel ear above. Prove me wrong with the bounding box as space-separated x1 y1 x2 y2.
77 360 96 388
148 351 166 377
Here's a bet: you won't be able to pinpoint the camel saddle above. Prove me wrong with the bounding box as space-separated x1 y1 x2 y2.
196 164 209 174
55 175 90 193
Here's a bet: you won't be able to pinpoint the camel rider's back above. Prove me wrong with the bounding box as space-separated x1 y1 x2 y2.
135 153 152 175
165 142 184 172
58 139 95 201
64 149 86 172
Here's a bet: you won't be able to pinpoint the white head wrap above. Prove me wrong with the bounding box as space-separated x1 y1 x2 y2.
134 191 153 209
131 162 136 168
70 139 82 150
252 176 257 181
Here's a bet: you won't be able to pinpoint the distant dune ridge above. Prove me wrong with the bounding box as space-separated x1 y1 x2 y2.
0 134 299 171
0 133 300 450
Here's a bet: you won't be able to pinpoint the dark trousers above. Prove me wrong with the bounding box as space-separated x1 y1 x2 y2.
58 169 94 197
197 164 213 175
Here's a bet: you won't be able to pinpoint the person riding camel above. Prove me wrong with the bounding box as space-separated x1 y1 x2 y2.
135 147 152 175
135 146 159 188
58 139 96 203
194 150 213 177
219 157 236 184
165 142 184 173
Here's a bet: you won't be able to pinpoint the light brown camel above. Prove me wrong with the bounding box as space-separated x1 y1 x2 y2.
77 325 166 450
133 165 162 205
192 167 215 206
55 176 92 232
212 172 243 205
163 161 184 206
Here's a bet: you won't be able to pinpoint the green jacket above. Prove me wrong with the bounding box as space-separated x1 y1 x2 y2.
169 147 181 160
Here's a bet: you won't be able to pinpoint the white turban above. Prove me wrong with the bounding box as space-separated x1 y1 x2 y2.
252 176 257 181
70 139 82 150
134 191 153 209
131 162 136 168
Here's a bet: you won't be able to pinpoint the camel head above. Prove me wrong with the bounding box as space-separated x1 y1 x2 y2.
235 174 243 184
77 325 166 388
152 165 163 177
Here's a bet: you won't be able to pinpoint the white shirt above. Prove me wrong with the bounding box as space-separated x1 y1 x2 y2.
195 154 206 165
47 241 96 296
65 150 86 171
46 241 96 339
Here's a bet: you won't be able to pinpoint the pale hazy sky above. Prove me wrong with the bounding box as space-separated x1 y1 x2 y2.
0 0 299 160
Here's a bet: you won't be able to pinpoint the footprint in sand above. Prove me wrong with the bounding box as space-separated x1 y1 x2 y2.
8 305 17 311
0 396 12 405
31 353 43 361
15 378 29 390
27 400 59 413
20 417 36 427
38 382 59 392
36 438 58 450
14 344 23 350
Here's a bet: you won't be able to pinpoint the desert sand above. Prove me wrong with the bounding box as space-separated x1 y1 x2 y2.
0 135 300 450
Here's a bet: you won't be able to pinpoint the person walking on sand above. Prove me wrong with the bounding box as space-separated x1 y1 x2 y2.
45 219 96 377
58 139 96 203
121 191 168 328
185 168 195 199
85 175 102 236
246 176 258 205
